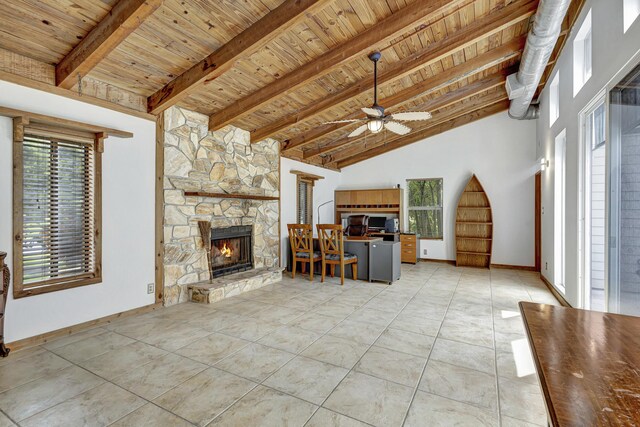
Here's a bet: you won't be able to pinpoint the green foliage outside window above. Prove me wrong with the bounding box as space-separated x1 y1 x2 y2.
407 179 443 239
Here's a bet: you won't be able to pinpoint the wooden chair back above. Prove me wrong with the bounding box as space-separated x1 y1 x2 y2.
287 224 313 255
316 224 344 258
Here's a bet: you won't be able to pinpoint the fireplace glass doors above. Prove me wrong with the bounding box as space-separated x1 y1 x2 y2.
211 225 253 277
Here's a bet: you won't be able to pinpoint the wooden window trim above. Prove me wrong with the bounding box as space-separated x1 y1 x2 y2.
12 117 107 299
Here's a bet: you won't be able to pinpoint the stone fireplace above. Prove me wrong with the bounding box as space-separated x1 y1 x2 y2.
211 225 253 277
162 106 280 305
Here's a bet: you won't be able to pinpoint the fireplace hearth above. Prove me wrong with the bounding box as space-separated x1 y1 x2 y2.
211 225 253 278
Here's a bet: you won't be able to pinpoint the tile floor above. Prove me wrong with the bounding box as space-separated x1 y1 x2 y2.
0 262 559 426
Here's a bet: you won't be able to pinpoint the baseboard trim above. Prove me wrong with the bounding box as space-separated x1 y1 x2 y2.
539 274 571 307
7 302 162 352
419 258 456 265
491 263 538 271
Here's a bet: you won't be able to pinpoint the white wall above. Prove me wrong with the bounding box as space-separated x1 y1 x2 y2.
280 157 343 267
536 1 640 307
340 112 537 267
0 81 156 342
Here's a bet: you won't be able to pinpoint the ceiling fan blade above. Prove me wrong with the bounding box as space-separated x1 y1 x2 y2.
362 107 383 117
322 119 361 124
384 121 411 135
389 111 432 121
348 124 369 137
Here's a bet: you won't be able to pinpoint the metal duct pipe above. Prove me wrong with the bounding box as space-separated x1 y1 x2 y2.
507 0 571 119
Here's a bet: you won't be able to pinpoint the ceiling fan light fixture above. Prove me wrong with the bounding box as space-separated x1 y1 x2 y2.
367 119 384 133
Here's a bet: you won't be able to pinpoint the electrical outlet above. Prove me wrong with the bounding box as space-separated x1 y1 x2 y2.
423 249 428 256
147 283 155 294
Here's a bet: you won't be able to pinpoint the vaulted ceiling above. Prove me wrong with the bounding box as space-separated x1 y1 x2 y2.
0 0 585 169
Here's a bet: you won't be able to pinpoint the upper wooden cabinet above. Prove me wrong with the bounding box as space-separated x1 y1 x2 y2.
334 188 404 229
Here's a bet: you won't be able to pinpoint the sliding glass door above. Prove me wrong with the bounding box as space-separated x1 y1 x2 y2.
608 62 640 316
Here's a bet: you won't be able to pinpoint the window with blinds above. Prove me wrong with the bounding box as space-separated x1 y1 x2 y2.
297 178 313 225
14 133 101 297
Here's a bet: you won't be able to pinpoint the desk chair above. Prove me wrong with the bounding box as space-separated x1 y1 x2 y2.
288 224 321 281
316 224 357 285
345 215 369 236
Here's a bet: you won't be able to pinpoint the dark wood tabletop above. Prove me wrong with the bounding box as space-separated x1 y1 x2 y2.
519 302 640 427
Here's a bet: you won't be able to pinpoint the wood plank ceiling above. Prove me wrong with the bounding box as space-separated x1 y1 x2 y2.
0 0 584 169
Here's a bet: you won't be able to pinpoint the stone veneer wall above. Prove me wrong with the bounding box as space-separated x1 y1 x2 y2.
163 106 280 305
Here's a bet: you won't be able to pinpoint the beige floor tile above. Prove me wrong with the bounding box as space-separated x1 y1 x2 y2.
110 403 193 427
301 335 369 369
389 312 442 336
139 323 212 352
305 408 369 427
354 346 426 387
189 310 248 332
112 353 207 400
312 301 359 319
364 296 408 313
42 328 108 351
0 346 48 368
208 385 317 426
430 338 496 375
288 312 343 334
0 350 72 393
215 343 295 382
324 371 414 427
498 377 547 425
175 332 250 365
501 415 545 427
0 411 15 427
154 367 256 426
108 315 174 341
49 331 135 363
419 360 498 412
249 305 305 324
438 317 495 349
327 319 386 345
20 382 145 427
375 327 435 357
258 325 321 353
264 356 348 405
79 341 168 380
0 366 103 421
405 391 498 427
218 316 282 341
346 307 397 327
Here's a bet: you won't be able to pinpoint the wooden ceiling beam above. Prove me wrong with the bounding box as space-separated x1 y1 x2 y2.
56 0 163 89
303 68 514 160
255 0 536 144
208 0 469 132
326 90 508 168
146 0 327 115
286 36 524 153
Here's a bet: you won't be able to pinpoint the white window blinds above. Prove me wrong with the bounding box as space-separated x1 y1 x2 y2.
21 135 97 287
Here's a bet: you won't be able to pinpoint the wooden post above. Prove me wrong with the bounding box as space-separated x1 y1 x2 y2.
0 251 10 357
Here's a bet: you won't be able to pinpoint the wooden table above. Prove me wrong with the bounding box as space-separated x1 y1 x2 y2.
519 302 640 427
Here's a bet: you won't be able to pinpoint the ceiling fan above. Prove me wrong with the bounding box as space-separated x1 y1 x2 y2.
324 51 432 137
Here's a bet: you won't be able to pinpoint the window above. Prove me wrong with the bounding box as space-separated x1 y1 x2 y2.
296 177 313 225
550 72 560 126
407 179 443 239
573 10 592 96
624 0 640 33
554 130 567 294
13 120 102 298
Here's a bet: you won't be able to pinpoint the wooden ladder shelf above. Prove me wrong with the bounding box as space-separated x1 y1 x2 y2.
455 174 493 268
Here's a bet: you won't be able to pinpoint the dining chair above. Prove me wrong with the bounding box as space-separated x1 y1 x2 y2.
316 224 358 285
287 223 321 281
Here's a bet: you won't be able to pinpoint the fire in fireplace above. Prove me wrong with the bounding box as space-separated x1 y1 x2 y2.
211 225 253 277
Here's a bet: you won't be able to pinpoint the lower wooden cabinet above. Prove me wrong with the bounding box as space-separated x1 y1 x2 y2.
400 233 417 264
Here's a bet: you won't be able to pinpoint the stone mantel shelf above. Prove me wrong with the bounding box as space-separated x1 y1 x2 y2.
184 191 279 201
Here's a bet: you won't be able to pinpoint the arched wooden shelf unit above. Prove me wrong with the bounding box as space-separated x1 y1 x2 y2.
455 174 493 268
